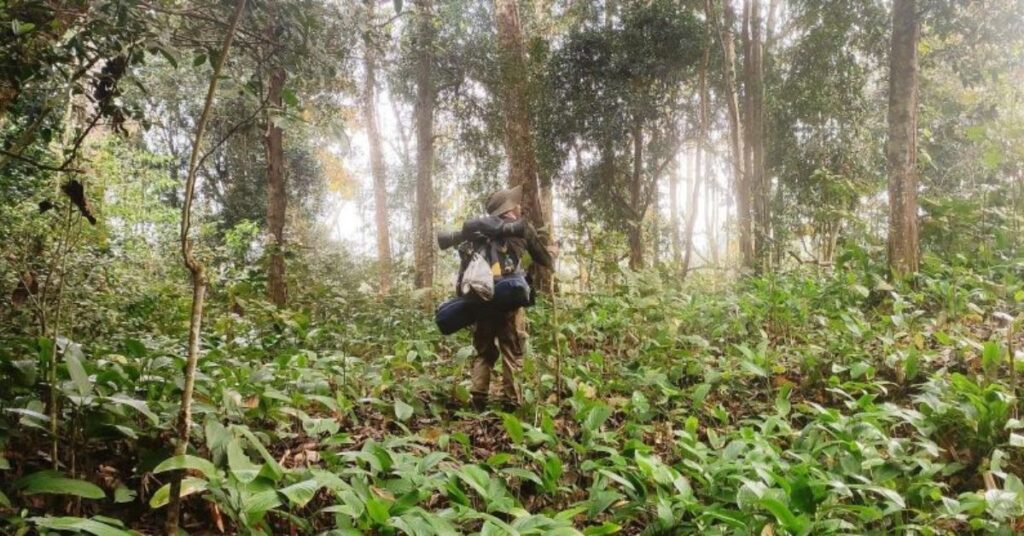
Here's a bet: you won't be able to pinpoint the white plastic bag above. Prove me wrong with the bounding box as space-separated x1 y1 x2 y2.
461 252 494 300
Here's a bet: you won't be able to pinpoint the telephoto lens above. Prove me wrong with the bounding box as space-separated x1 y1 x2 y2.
436 229 465 250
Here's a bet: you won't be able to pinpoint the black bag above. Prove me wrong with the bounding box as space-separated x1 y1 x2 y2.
435 273 532 335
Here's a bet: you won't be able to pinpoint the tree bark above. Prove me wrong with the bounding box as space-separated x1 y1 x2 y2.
886 0 920 275
165 1 246 533
363 0 393 293
413 0 436 290
494 0 550 286
628 117 644 270
265 64 288 307
744 0 769 272
683 12 712 278
713 0 753 269
669 156 681 267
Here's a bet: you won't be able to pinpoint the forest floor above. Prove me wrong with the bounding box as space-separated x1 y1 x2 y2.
4 265 1024 535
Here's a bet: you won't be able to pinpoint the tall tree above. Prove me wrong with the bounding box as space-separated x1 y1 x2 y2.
362 0 393 292
669 157 681 266
712 0 753 268
628 118 644 269
886 0 920 275
265 45 288 306
413 0 436 290
493 0 546 233
682 5 712 277
743 0 768 271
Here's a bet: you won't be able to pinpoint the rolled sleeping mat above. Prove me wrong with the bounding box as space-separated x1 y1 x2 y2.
434 273 533 335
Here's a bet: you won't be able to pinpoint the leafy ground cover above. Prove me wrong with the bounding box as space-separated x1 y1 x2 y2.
3 256 1024 535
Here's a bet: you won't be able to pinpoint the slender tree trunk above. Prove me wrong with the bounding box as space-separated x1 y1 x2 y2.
708 151 719 267
669 156 681 267
494 0 550 287
683 16 712 278
165 1 245 533
628 117 644 270
886 0 920 275
413 0 436 290
713 0 753 269
363 0 393 293
265 64 288 307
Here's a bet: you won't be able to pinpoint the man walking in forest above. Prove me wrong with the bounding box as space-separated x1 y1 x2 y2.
469 185 553 410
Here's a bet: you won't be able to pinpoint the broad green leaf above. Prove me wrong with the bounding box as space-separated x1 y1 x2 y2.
18 471 105 499
394 399 414 422
113 485 135 504
153 454 217 479
760 498 808 533
105 395 158 424
280 479 321 508
455 464 492 499
31 516 131 536
500 412 524 443
149 477 207 508
365 495 392 525
227 438 260 483
64 343 92 397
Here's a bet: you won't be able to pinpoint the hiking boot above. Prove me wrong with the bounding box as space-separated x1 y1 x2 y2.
471 395 488 412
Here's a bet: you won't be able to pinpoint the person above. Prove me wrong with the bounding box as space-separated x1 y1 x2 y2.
470 184 553 410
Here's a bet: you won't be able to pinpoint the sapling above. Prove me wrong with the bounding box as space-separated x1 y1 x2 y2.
165 1 247 534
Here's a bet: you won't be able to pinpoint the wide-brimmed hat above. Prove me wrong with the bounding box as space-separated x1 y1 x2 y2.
486 184 523 217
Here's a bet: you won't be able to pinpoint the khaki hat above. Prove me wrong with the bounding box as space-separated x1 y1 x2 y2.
486 184 523 217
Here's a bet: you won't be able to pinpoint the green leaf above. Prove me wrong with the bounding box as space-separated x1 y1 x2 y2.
113 485 136 504
280 478 321 508
584 523 621 536
192 53 207 67
153 454 217 479
227 438 260 483
17 471 105 499
583 403 612 433
760 498 808 533
12 21 37 36
500 412 524 443
31 517 131 536
455 464 493 499
282 88 299 107
394 399 414 422
365 495 392 525
149 477 207 508
105 395 158 424
0 489 11 508
64 343 92 397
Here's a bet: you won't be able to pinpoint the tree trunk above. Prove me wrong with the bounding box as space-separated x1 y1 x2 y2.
265 64 288 307
413 0 436 290
669 156 681 267
886 0 920 275
363 0 393 293
683 14 712 278
494 0 550 287
744 0 768 272
628 117 644 270
713 0 753 269
165 1 245 533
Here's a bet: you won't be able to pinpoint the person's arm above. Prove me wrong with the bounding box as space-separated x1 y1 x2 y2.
525 224 554 269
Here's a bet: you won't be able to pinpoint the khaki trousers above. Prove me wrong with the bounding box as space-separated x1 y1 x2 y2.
470 308 526 405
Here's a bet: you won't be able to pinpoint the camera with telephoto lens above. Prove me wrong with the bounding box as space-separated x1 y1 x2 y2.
437 215 526 250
